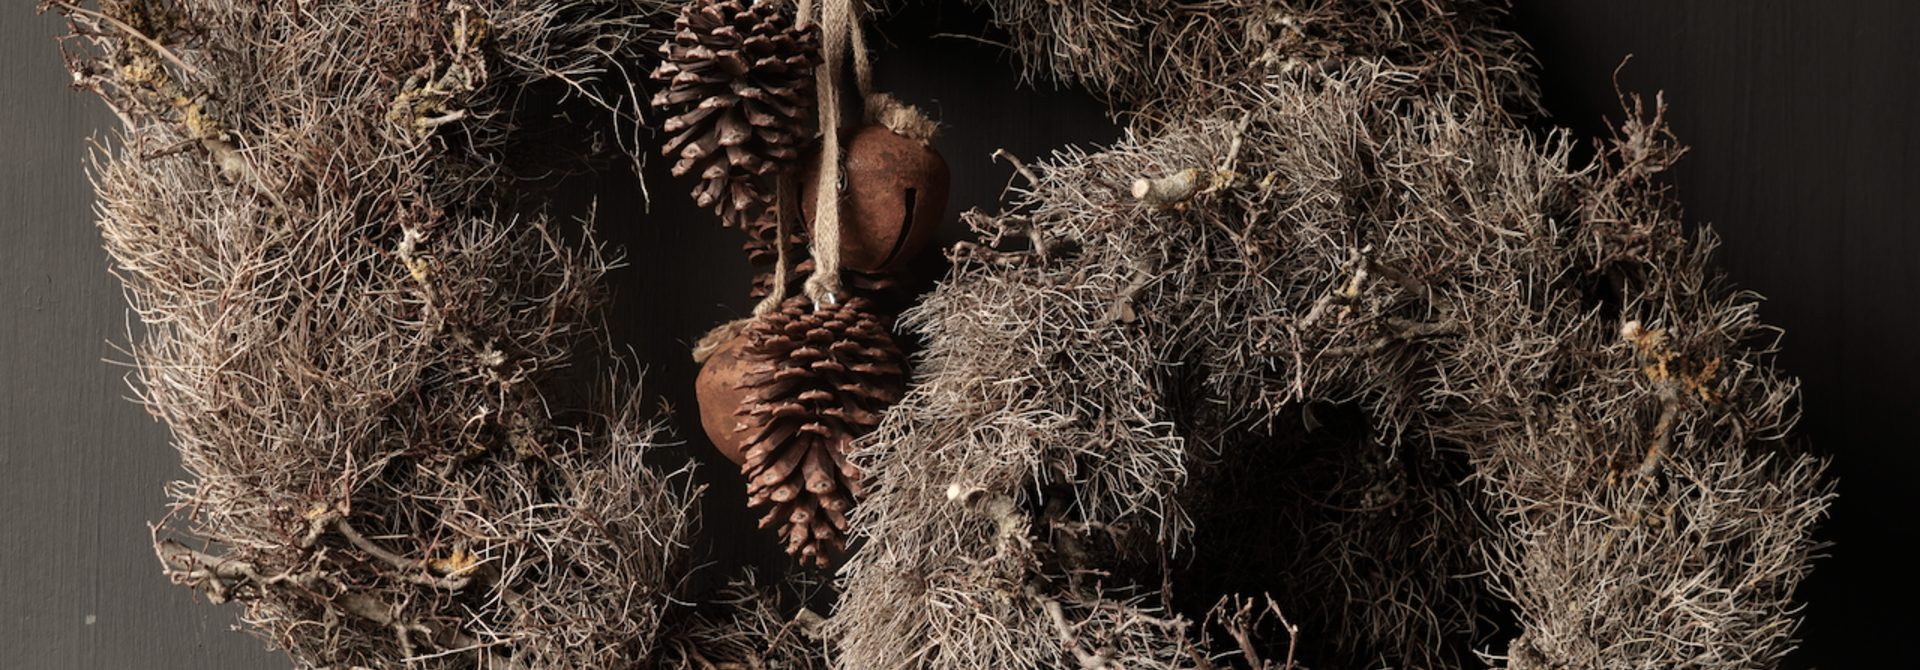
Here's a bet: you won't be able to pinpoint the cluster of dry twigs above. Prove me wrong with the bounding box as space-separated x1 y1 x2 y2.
836 45 1828 670
57 0 1830 669
52 0 741 667
968 0 1540 127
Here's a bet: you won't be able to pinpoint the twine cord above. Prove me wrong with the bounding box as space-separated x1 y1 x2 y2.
798 0 881 306
850 2 876 117
798 0 850 304
753 172 801 316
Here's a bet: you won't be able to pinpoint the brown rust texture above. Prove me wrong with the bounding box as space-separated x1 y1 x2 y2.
803 125 950 273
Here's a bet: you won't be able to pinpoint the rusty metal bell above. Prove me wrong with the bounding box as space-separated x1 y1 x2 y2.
801 125 950 273
694 332 754 466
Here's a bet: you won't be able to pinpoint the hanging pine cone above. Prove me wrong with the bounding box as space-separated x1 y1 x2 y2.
652 0 819 228
722 295 907 565
743 206 806 269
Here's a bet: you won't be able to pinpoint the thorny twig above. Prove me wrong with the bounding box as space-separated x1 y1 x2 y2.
1209 595 1299 670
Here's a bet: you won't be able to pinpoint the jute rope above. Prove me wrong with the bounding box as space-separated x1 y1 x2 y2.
803 0 844 304
749 171 802 317
739 0 884 314
849 1 874 111
703 0 868 358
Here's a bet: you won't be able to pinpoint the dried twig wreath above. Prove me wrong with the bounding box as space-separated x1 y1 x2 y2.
52 0 1829 668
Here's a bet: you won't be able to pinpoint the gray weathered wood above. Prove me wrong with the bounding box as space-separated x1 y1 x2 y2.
0 6 290 669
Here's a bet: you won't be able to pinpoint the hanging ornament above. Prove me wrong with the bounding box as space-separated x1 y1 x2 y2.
744 205 806 271
694 296 907 565
801 122 950 273
651 0 821 228
687 0 926 565
695 328 756 466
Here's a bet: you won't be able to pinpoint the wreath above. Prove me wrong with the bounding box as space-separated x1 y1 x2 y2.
51 0 1830 669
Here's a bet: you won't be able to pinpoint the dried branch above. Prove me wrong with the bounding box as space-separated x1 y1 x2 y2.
993 148 1044 188
1132 168 1202 206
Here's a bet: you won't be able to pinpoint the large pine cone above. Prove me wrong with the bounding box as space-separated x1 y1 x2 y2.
652 0 819 228
732 296 906 564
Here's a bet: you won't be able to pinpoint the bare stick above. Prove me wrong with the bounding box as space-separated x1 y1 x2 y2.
1264 595 1300 670
993 148 1043 187
1132 168 1202 206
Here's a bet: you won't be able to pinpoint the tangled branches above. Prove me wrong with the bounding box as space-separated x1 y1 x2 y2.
57 0 706 666
968 0 1541 128
833 54 1828 670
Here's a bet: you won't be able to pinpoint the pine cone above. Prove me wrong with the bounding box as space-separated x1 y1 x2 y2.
744 206 807 268
652 0 819 228
732 296 906 564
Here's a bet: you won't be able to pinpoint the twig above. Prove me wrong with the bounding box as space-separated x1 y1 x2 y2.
48 1 207 77
1264 595 1299 670
1043 596 1115 670
992 148 1043 188
1131 168 1202 207
948 240 1039 268
1217 596 1266 670
331 517 474 590
1219 112 1255 174
1638 387 1682 483
1288 245 1371 331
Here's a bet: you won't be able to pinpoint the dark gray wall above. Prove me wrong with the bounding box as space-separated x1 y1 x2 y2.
1 6 289 668
4 2 1909 668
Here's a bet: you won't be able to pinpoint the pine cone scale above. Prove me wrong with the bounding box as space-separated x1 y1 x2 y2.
741 34 777 55
756 441 808 484
716 51 751 75
663 105 719 132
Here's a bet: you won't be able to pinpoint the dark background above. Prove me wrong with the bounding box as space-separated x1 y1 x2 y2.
3 2 1909 668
